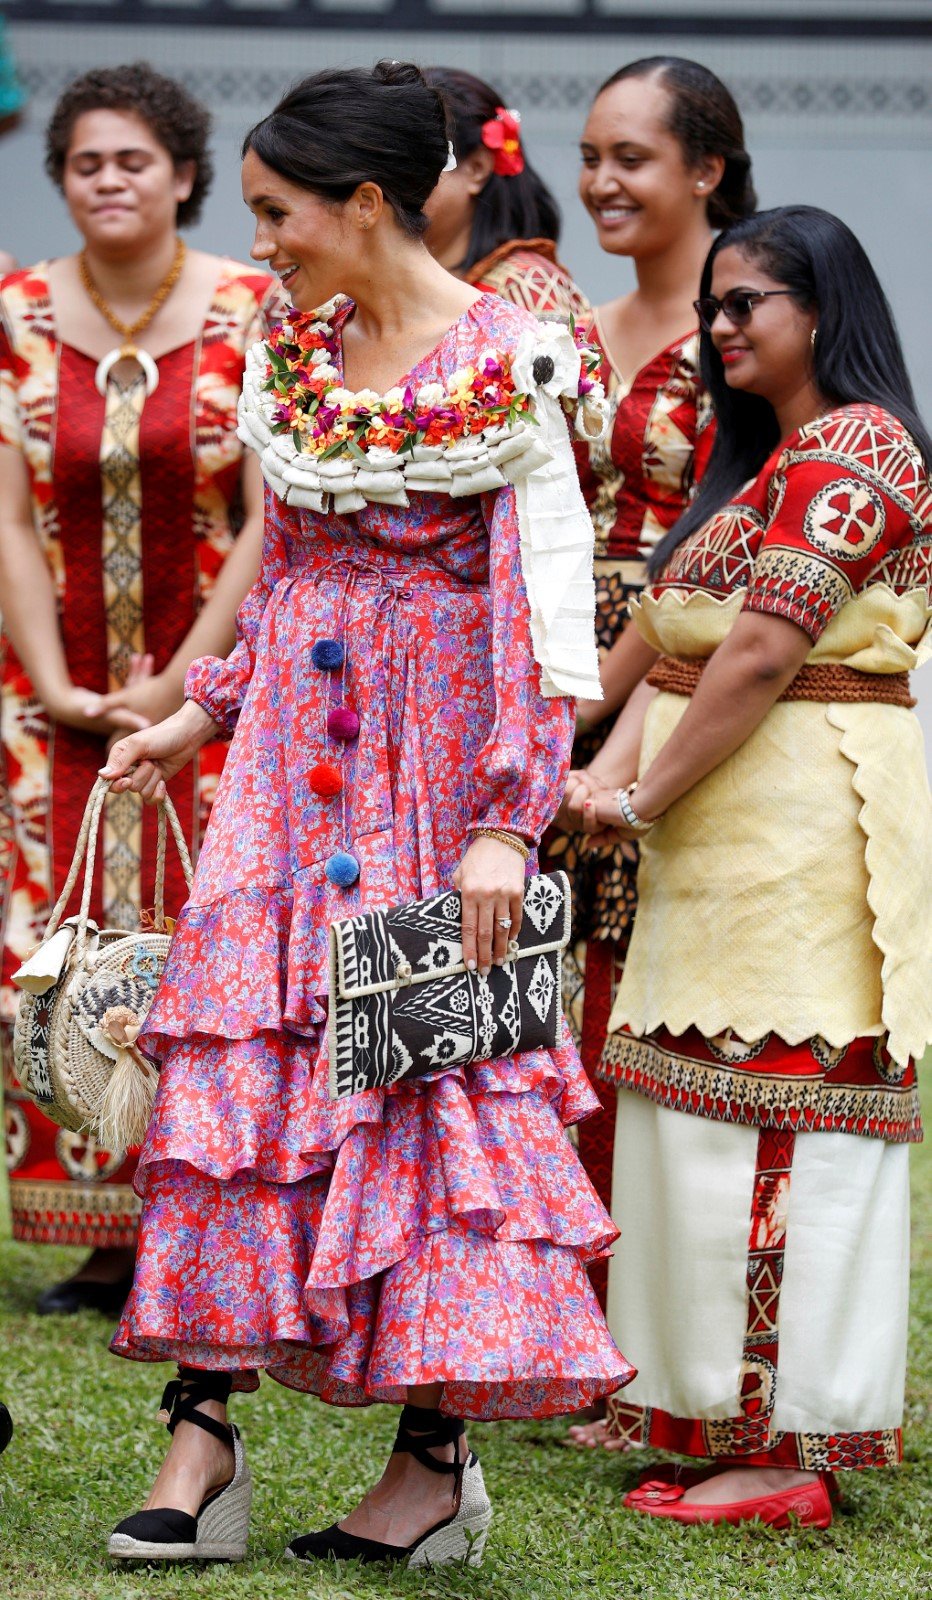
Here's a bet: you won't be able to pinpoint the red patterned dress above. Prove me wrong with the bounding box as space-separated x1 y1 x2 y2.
546 316 713 1301
0 261 282 1248
466 237 590 323
604 405 930 1470
111 292 632 1418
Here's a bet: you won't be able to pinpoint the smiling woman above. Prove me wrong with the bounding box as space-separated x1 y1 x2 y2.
548 57 755 1358
0 62 282 1315
96 58 629 1574
566 206 932 1527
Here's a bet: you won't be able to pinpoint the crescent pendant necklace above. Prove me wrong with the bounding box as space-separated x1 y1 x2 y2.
80 236 186 397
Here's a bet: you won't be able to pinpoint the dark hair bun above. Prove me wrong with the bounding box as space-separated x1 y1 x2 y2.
710 148 756 229
372 60 426 89
244 62 451 238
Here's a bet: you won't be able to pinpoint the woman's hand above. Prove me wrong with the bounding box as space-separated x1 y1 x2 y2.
86 659 184 732
45 681 152 739
99 700 220 804
580 788 642 851
554 766 613 832
45 656 163 738
453 835 526 977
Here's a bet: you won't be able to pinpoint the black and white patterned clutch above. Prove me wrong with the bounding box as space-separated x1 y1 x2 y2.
328 871 571 1099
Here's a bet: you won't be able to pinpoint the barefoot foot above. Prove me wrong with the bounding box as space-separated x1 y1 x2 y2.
564 1417 634 1452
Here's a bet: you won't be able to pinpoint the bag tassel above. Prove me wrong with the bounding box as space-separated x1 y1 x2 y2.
93 1007 157 1150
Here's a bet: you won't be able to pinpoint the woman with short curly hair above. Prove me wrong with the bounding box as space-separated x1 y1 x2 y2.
0 62 283 1313
44 60 215 228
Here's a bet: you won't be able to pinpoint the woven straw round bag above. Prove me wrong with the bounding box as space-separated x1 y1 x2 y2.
13 776 193 1152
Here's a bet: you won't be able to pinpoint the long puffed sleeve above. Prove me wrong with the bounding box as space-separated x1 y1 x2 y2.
184 487 294 734
467 483 576 843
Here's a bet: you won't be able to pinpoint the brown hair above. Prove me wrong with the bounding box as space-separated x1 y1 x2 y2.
422 67 561 271
597 56 756 228
45 62 213 228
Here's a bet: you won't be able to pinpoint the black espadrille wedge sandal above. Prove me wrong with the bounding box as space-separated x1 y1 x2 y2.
285 1404 492 1569
109 1370 250 1563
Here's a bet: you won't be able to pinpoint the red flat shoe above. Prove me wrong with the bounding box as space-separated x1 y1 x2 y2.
625 1465 717 1507
624 1472 834 1529
627 1465 841 1509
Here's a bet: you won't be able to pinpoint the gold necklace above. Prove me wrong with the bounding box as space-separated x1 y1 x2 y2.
80 236 187 397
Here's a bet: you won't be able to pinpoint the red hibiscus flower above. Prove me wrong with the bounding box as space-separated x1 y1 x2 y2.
481 108 525 178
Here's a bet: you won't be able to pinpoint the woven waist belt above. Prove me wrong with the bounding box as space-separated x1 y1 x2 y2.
646 655 916 708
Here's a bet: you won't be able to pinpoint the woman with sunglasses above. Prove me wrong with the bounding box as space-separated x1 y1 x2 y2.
422 68 588 321
567 204 931 1525
554 58 754 1421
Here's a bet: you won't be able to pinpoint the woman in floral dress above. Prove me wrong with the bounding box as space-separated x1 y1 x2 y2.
423 67 589 323
101 62 629 1569
0 64 281 1314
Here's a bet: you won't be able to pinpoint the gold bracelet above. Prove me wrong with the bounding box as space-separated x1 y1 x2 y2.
470 826 531 862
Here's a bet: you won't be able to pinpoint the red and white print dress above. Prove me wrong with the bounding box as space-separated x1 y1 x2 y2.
604 405 930 1470
111 293 633 1418
546 317 713 1302
0 262 282 1248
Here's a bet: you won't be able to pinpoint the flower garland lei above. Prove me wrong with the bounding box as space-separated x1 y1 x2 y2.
237 297 608 516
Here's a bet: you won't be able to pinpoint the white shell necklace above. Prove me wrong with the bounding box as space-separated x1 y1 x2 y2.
80 237 186 398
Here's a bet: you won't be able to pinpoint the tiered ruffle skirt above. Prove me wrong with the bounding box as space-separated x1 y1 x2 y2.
113 1019 632 1418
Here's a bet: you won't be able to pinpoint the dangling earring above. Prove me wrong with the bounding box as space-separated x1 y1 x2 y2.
810 327 818 348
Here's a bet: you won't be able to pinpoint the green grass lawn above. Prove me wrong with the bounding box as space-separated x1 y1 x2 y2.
0 1134 929 1600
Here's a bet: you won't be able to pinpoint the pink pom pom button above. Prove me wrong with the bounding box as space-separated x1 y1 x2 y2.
309 761 343 798
327 707 360 741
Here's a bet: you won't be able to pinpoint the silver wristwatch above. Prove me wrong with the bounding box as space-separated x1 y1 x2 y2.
615 783 656 834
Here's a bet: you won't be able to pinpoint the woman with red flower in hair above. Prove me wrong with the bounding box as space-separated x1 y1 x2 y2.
422 67 589 323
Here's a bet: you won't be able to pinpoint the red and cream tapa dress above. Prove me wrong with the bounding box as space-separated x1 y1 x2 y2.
605 404 930 1470
546 316 714 1301
111 292 632 1418
0 261 282 1248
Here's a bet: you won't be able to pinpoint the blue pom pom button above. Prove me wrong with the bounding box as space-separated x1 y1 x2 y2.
325 851 360 887
311 639 345 671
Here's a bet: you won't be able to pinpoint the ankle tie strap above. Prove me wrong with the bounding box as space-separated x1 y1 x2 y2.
393 1405 466 1504
157 1368 233 1446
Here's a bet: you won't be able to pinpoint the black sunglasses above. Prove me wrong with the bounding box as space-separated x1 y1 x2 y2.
693 289 796 335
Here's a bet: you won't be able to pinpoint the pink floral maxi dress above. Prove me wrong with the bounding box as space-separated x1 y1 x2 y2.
112 295 632 1417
